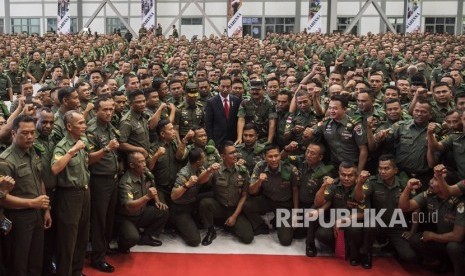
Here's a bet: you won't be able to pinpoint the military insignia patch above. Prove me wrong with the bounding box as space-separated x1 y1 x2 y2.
128 192 133 199
355 125 363 136
457 202 464 214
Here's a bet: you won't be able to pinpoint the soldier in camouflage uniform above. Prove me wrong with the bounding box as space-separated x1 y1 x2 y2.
0 63 12 102
237 80 277 144
26 51 46 84
6 60 25 96
235 123 265 175
187 127 221 168
243 144 300 246
284 90 322 154
174 82 204 140
198 141 254 245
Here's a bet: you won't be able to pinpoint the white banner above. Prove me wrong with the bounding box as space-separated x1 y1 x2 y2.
307 0 322 33
227 0 243 37
57 0 71 34
406 0 421 33
141 0 155 30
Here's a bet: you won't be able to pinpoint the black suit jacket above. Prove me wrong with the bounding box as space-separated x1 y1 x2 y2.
204 94 241 146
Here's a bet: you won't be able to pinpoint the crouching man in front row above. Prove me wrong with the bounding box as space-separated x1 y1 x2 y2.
399 164 465 276
116 151 169 253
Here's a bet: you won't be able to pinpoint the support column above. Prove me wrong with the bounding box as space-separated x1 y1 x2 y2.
295 0 301 33
5 0 11 33
457 0 463 35
77 0 83 31
380 0 386 32
327 0 338 34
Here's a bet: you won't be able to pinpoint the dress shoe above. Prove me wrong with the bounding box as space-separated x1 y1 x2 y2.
91 261 115 273
305 243 317 257
201 227 217 246
350 258 360 266
361 253 372 269
253 224 270 236
138 235 162 247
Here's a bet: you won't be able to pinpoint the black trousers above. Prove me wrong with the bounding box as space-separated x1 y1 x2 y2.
55 188 90 276
116 206 169 250
170 203 201 247
4 209 44 276
316 224 371 260
243 195 294 246
410 232 465 276
90 174 118 263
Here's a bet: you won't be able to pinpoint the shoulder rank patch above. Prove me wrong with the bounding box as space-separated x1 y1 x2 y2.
354 125 363 136
457 202 464 214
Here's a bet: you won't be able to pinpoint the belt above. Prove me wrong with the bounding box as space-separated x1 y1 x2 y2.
57 184 89 191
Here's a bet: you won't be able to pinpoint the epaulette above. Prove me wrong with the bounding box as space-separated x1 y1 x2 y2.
236 164 248 174
86 122 97 133
81 136 92 151
33 142 46 156
235 143 245 149
207 139 216 147
205 145 216 154
121 111 131 121
312 164 334 180
256 160 267 170
0 147 12 159
253 143 266 155
145 169 155 181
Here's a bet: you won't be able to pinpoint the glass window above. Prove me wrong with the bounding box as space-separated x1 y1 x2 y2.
47 18 57 32
11 18 40 34
70 18 78 33
265 18 275 24
265 17 294 34
445 17 455 24
106 17 129 35
424 17 456 34
0 19 4 34
181 18 203 25
337 17 358 35
425 18 434 24
387 17 403 33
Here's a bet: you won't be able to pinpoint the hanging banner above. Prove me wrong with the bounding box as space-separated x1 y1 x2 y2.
141 0 155 30
307 0 322 33
406 0 421 33
57 0 71 34
227 0 243 37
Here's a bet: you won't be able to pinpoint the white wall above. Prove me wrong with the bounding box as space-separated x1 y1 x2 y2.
1 0 464 36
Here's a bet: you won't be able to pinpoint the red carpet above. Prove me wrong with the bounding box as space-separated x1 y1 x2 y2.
83 253 450 276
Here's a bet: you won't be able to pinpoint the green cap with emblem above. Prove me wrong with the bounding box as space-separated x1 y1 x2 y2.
185 82 199 97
